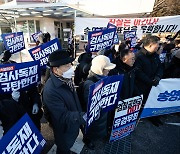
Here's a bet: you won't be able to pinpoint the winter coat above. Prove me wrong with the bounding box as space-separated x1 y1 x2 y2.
0 98 25 134
83 71 108 139
43 73 85 152
109 58 139 100
74 53 92 86
135 47 163 100
18 86 43 130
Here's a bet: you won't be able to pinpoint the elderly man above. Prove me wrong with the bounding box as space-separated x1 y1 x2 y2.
43 50 85 154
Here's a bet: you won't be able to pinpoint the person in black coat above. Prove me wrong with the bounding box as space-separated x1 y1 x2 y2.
0 50 25 135
43 50 86 154
74 52 92 86
135 36 163 101
18 86 43 130
135 35 163 126
109 49 139 99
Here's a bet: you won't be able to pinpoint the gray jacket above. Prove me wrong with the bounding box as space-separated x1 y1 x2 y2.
43 73 85 151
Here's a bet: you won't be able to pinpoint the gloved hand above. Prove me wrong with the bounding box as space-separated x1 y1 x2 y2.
11 91 20 102
0 120 4 139
152 76 161 87
32 104 39 114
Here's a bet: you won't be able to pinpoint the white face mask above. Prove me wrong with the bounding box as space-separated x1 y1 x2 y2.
91 55 96 59
62 67 74 79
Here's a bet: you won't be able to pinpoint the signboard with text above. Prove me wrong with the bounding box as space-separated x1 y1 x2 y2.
140 78 180 118
87 28 116 52
0 61 40 94
86 75 123 131
110 95 143 142
75 15 180 36
28 38 61 67
0 113 46 154
1 32 25 54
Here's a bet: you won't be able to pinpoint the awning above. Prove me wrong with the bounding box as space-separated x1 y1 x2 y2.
62 0 156 16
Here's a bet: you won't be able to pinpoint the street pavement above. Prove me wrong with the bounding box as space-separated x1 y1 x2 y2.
41 113 180 154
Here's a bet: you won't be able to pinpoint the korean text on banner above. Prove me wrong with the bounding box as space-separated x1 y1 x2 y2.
28 38 61 67
140 78 180 118
0 113 46 154
107 23 119 44
31 31 42 43
1 32 25 54
110 95 143 142
0 61 41 94
124 31 136 47
87 28 116 52
75 15 180 35
86 75 124 131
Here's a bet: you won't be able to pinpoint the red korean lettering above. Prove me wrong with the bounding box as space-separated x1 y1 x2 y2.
134 19 141 26
109 18 116 24
124 19 131 27
116 19 123 27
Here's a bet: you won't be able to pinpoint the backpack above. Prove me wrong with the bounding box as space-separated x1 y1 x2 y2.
76 76 96 112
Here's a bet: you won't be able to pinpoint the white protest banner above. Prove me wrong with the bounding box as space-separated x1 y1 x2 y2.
75 15 180 36
140 78 180 118
110 95 143 142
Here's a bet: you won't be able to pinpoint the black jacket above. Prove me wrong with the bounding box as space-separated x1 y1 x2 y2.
109 58 139 100
74 53 92 86
43 73 85 151
135 47 163 100
0 98 25 134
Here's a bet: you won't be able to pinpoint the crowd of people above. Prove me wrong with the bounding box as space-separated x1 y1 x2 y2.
0 32 180 154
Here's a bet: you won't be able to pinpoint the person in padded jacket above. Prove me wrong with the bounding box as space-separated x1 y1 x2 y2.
82 55 116 149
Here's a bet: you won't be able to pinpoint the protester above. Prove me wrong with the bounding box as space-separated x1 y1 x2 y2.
0 50 25 135
109 49 138 99
135 35 163 126
74 52 92 86
82 55 116 149
43 50 86 154
108 49 139 135
164 49 180 78
18 86 43 130
0 50 42 131
0 50 15 64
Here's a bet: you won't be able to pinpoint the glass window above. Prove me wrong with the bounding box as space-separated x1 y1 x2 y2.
17 20 28 33
28 20 35 34
36 20 40 32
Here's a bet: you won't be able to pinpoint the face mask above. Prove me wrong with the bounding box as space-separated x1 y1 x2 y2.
91 55 96 59
62 67 74 79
